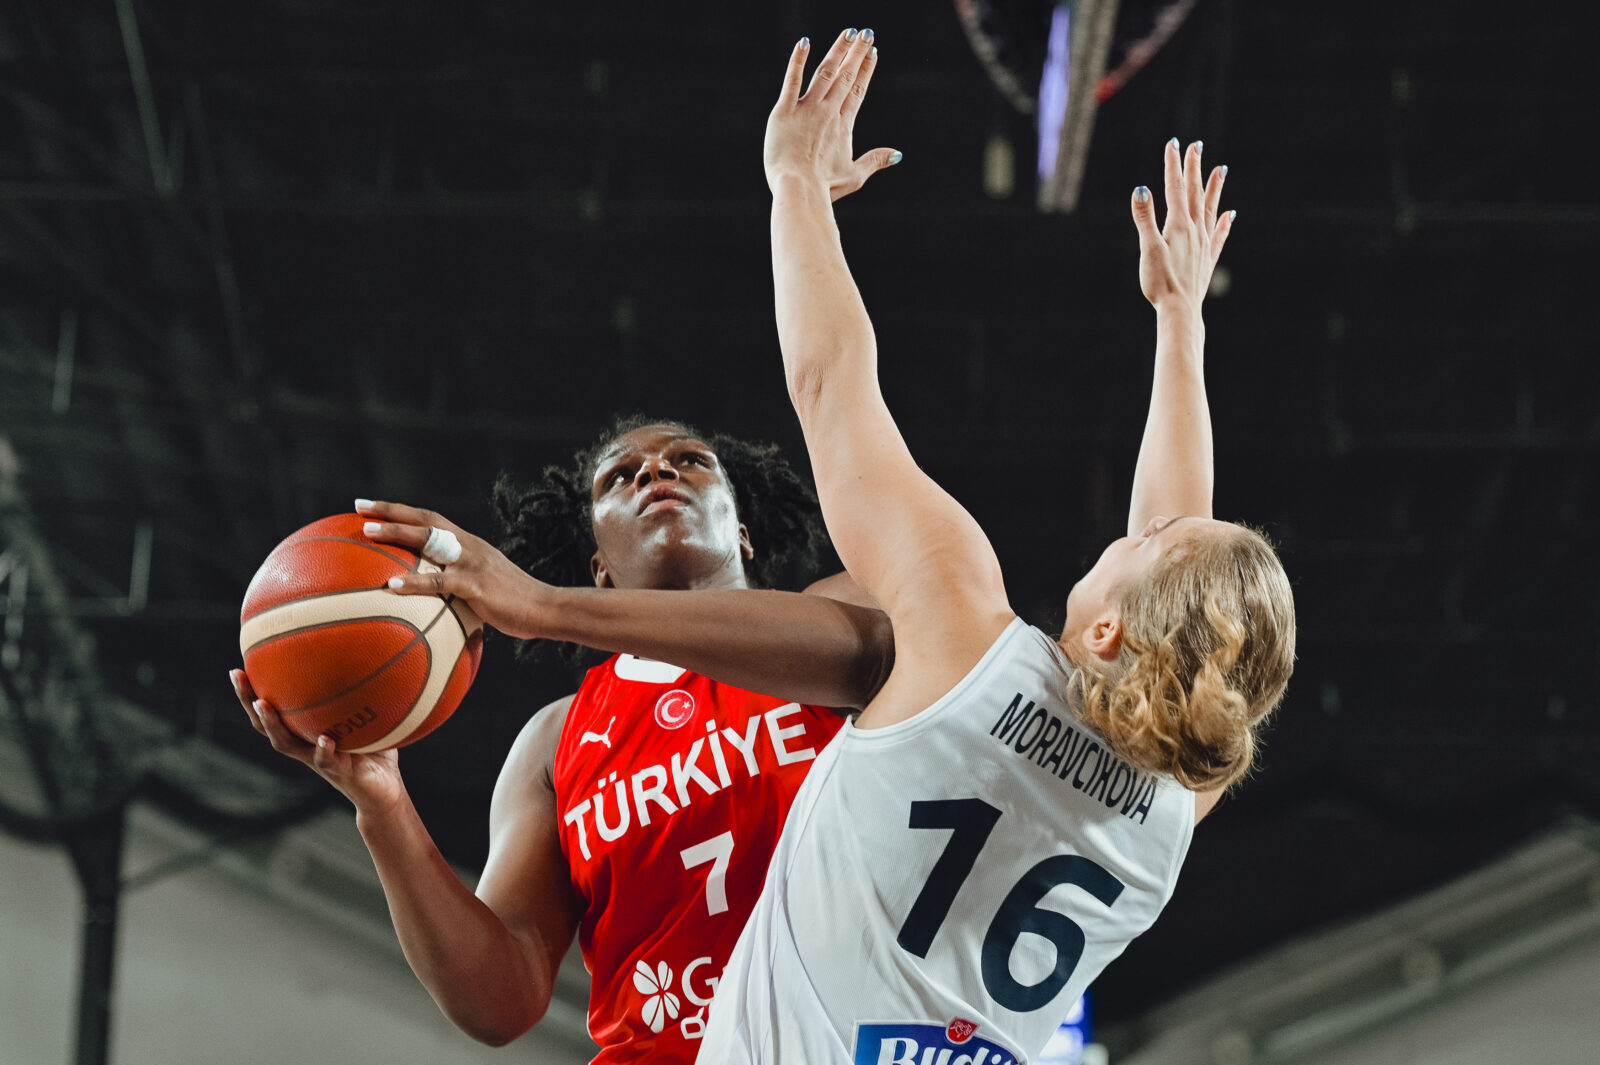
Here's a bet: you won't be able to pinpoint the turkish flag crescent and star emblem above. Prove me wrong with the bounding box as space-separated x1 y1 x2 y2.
654 689 696 729
947 1018 978 1044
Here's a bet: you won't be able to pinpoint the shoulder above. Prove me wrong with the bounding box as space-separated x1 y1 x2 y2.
494 694 574 810
859 609 1017 729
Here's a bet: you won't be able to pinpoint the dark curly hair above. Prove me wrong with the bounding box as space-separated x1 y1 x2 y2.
491 413 829 663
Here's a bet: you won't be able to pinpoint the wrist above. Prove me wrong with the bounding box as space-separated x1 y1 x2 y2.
1153 299 1206 367
485 567 555 641
535 584 582 644
1153 295 1206 323
354 787 412 832
768 170 831 200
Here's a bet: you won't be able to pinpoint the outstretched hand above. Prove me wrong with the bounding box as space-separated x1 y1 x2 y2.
355 498 549 641
1131 139 1234 311
766 28 901 202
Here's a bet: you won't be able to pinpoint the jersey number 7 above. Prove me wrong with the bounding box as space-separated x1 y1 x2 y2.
896 798 1125 1013
680 831 735 916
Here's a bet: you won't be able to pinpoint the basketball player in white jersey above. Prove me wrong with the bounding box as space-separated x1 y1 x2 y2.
357 29 1294 1063
678 29 1299 1064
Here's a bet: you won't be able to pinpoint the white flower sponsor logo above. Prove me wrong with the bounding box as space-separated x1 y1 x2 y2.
633 959 681 1034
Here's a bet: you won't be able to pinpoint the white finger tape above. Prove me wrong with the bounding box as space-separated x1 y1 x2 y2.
423 527 462 566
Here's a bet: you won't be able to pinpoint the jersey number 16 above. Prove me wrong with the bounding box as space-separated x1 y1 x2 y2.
896 798 1125 1013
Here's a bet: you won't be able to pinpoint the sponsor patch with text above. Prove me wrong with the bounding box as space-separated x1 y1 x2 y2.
853 1021 1022 1065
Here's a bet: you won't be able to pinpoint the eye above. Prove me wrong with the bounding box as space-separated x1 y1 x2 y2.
601 464 634 489
678 451 709 467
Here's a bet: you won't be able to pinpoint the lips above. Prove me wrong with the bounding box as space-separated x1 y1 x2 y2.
637 485 689 514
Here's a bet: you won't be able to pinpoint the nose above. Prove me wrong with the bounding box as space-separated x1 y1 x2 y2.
634 456 679 488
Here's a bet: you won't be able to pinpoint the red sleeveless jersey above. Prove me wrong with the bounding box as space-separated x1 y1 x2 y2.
553 653 844 1063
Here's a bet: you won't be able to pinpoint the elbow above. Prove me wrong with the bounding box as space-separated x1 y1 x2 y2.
785 359 830 423
459 1009 539 1048
447 989 545 1047
782 328 876 428
470 1028 522 1049
476 1028 531 1049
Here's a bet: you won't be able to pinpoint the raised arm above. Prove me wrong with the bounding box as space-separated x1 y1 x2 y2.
1125 138 1234 535
764 31 1013 719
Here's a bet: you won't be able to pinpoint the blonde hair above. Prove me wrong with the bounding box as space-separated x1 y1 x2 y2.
1072 523 1296 791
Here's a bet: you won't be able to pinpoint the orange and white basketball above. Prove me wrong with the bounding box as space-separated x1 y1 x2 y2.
238 512 483 752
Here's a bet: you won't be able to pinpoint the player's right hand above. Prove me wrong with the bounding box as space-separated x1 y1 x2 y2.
230 667 405 816
355 498 555 642
765 28 900 203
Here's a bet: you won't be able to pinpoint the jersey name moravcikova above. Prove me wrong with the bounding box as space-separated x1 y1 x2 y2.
552 653 844 1063
697 618 1196 1065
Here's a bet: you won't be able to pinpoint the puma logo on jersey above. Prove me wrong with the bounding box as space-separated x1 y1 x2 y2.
580 717 616 749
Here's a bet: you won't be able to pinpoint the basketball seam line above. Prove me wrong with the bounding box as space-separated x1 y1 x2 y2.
262 603 448 717
242 582 409 616
290 535 420 572
443 594 478 639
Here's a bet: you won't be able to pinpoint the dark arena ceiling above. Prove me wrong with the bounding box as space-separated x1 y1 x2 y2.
0 0 1595 1037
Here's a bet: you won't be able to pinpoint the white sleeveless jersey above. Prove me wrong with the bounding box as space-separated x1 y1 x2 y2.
698 618 1196 1065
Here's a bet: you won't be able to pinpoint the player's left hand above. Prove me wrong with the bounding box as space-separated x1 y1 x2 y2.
765 28 901 202
1131 138 1234 313
355 498 549 641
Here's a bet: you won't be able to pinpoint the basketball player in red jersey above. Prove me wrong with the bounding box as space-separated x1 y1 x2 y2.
229 416 892 1061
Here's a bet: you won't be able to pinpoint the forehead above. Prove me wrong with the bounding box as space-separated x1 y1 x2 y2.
593 425 714 468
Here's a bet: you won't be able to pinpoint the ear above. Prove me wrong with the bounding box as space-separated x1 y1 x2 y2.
590 550 613 589
1081 614 1123 662
737 523 754 563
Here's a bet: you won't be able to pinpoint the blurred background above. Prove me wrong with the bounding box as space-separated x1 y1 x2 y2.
1 1 1596 1063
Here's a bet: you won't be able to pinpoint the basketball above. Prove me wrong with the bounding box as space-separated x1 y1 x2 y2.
238 512 483 753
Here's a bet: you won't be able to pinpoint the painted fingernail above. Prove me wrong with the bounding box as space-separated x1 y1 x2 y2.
363 521 381 536
846 28 858 40
1134 186 1151 203
317 736 330 750
1196 140 1204 154
1219 164 1229 178
388 577 405 590
253 700 267 714
889 150 903 165
861 28 874 41
1228 210 1238 222
1168 137 1179 151
799 36 809 49
354 498 374 511
870 46 878 58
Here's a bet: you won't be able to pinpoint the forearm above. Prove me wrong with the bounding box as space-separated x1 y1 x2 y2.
1127 301 1214 534
357 795 549 1044
770 173 877 421
540 584 892 708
